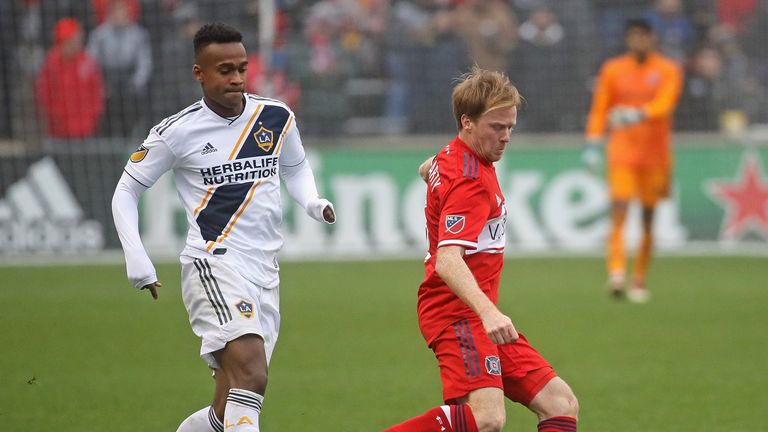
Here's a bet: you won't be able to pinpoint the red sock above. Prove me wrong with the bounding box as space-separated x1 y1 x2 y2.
538 416 577 431
450 404 478 432
384 404 478 432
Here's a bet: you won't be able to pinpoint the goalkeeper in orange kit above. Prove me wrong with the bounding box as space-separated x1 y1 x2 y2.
583 19 683 303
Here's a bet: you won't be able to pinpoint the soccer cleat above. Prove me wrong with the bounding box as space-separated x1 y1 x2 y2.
607 272 626 299
627 281 650 303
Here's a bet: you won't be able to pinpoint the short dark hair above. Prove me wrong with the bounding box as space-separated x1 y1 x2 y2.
193 22 243 58
625 18 653 34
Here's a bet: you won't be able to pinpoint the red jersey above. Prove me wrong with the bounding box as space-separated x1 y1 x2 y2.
418 137 507 346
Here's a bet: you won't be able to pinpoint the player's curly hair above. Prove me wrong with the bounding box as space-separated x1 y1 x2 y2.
193 22 243 58
451 66 523 132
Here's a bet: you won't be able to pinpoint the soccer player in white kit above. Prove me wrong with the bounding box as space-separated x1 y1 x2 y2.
111 23 335 432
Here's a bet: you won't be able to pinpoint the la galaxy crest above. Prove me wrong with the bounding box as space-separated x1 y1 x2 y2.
130 145 148 163
254 126 274 153
235 300 255 319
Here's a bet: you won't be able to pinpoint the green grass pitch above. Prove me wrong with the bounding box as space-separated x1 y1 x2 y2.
1 257 767 431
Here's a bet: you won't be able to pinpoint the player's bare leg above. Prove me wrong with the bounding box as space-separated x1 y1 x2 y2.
607 200 629 298
211 368 229 423
460 387 506 432
213 334 268 431
629 205 655 303
526 377 579 431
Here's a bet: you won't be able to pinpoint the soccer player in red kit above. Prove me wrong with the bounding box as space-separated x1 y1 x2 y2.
384 68 578 432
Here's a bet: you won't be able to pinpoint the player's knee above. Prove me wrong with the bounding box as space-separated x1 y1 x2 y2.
548 389 579 418
231 362 268 393
473 407 505 432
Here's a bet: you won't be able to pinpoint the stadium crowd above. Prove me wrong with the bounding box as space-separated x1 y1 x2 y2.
0 0 767 143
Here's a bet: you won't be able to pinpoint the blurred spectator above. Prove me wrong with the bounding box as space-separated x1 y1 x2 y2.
344 0 390 76
453 0 517 73
151 2 202 121
35 18 104 142
717 0 757 34
246 52 301 109
712 27 765 126
87 0 152 138
0 0 16 138
593 0 652 56
643 0 695 62
676 46 723 130
513 4 574 131
742 0 768 122
92 0 140 25
287 0 358 137
382 0 430 133
395 0 467 134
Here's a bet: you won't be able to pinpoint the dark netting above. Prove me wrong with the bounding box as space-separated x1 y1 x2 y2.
1 0 767 253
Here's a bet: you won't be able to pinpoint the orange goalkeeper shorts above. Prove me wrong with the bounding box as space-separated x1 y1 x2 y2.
608 165 670 206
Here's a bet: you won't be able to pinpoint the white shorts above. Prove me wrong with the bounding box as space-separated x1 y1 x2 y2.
181 256 280 369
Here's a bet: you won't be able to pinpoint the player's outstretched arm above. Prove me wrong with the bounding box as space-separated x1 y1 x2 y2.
112 172 161 299
435 245 519 344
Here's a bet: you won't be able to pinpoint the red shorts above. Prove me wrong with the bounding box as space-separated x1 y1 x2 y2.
431 318 557 406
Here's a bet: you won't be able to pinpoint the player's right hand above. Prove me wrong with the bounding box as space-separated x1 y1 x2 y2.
481 309 519 345
581 139 603 175
141 281 162 300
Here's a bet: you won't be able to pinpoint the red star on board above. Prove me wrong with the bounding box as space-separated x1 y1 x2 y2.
708 154 768 240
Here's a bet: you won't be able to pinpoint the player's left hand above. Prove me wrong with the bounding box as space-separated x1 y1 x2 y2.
608 106 645 128
307 197 335 224
141 281 162 300
322 203 336 224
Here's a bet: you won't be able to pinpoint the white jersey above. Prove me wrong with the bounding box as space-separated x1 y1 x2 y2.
124 94 305 288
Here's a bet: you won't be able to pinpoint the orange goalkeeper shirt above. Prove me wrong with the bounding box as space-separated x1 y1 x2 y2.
586 52 683 168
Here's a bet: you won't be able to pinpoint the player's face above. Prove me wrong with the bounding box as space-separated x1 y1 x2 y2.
464 105 517 163
626 28 654 56
194 42 248 117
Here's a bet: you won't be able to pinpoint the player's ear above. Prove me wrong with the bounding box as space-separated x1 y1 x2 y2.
461 114 472 131
193 64 203 83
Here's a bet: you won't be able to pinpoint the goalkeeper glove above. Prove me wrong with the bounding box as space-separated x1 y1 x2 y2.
582 139 603 174
608 106 645 128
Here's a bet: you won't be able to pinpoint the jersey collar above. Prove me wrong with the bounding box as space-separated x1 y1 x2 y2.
453 136 492 167
200 94 250 124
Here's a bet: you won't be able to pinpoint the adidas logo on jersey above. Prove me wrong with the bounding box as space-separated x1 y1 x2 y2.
201 142 217 155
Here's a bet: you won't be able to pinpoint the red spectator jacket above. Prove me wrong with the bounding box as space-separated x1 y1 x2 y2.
35 47 105 139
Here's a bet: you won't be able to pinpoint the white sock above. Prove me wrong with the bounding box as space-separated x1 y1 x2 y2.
224 389 263 431
440 406 453 429
176 406 223 432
